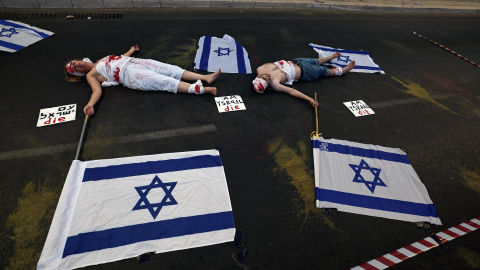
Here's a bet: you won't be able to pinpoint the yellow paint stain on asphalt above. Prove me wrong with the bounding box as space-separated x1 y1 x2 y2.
142 35 172 59
6 182 59 270
392 77 460 116
142 36 197 69
473 108 480 118
268 137 335 230
164 39 197 69
456 247 480 268
456 164 480 194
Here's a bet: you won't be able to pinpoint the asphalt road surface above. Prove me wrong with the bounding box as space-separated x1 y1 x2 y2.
0 8 479 270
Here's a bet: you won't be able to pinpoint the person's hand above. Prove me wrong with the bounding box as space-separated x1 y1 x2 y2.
131 45 139 51
310 99 319 108
84 105 94 116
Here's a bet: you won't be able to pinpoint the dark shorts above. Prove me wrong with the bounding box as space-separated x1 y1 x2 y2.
293 58 330 81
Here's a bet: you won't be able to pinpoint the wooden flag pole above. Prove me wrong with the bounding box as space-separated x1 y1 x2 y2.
75 115 89 160
315 93 319 136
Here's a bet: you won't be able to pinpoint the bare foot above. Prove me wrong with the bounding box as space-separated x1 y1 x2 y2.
329 52 341 61
343 61 356 73
204 87 217 95
206 69 221 84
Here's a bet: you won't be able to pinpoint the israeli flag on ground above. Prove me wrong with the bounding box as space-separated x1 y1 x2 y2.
38 150 235 270
194 34 252 74
0 20 54 53
313 137 441 225
309 43 385 74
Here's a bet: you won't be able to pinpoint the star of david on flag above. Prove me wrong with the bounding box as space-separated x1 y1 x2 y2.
133 176 178 219
0 20 54 53
349 159 387 193
195 34 252 74
337 55 352 64
214 47 234 56
309 43 385 74
313 137 441 225
38 150 235 270
0 27 18 38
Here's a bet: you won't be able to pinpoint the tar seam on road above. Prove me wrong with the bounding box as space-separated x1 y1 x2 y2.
370 93 456 108
0 124 217 161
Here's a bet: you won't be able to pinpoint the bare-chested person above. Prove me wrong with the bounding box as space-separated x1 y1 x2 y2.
252 53 355 107
65 45 221 116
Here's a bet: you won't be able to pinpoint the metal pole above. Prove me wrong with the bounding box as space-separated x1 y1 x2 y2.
75 115 89 160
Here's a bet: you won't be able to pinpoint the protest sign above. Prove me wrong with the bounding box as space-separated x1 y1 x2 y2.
343 100 375 117
214 95 246 113
37 104 76 127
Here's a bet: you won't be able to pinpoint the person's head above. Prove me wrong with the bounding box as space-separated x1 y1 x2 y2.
64 58 93 82
252 74 270 93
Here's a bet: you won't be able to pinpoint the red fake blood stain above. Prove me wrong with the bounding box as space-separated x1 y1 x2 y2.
107 55 122 62
195 85 200 94
255 143 268 162
113 68 120 82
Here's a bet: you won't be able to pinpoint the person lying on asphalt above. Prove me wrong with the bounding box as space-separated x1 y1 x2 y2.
65 45 221 116
252 53 355 107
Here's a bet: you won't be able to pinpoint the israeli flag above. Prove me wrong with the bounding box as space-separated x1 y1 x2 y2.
313 137 441 225
309 43 385 74
194 34 252 74
38 150 235 270
0 20 54 53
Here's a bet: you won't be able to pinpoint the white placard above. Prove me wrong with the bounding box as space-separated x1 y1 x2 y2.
343 100 375 117
37 104 76 127
214 95 246 113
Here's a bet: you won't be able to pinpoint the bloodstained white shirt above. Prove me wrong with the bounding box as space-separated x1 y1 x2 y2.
95 55 132 86
274 60 296 85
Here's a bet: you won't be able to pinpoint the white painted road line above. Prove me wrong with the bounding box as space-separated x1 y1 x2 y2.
370 94 455 108
0 124 217 161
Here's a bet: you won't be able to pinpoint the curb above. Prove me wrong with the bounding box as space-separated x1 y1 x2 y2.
350 216 480 270
0 0 479 14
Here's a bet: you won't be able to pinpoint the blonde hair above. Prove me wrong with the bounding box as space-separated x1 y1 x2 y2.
64 58 87 83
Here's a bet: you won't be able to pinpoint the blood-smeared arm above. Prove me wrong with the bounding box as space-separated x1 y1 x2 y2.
270 81 318 107
122 45 139 57
84 73 103 116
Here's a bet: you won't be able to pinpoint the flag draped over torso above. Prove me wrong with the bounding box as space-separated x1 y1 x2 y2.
0 20 54 53
309 43 385 74
313 137 441 225
38 150 235 270
194 34 252 74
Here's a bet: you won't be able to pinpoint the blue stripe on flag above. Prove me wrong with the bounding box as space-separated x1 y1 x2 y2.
328 63 383 71
199 36 212 71
309 44 371 55
235 41 246 74
0 39 24 51
62 211 235 258
0 20 51 38
83 155 223 182
316 188 439 218
313 140 410 164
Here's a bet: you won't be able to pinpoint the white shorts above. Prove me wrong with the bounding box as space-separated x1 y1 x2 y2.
122 59 185 93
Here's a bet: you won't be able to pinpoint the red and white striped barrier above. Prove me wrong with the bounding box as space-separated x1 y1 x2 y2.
412 31 480 68
350 216 480 270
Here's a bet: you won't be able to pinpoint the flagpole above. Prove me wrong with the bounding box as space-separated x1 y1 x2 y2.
315 93 319 136
75 115 89 160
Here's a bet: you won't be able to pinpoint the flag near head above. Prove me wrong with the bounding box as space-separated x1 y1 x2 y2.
194 34 252 74
313 137 441 225
0 20 54 53
38 150 235 270
309 43 385 74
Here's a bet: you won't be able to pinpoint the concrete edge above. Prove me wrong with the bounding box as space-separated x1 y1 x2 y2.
0 0 478 14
